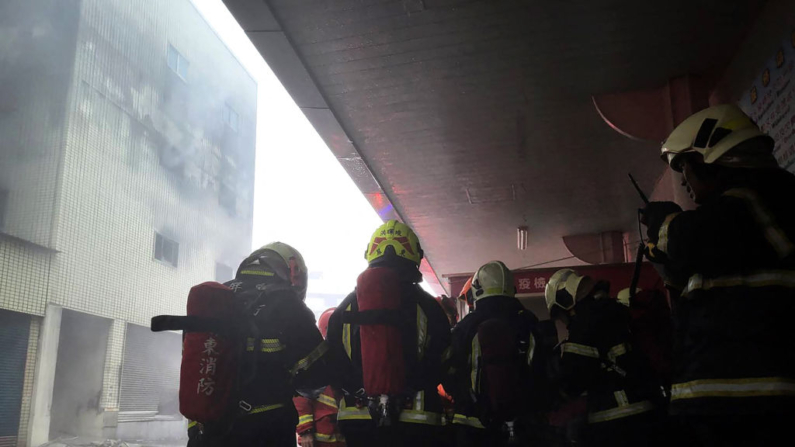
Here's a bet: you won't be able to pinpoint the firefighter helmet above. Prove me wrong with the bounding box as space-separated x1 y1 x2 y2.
318 307 335 339
616 288 636 307
238 242 308 300
661 104 773 172
471 261 516 302
365 220 424 266
545 269 595 312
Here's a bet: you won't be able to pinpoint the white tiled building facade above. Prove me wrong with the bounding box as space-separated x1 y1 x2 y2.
0 0 256 444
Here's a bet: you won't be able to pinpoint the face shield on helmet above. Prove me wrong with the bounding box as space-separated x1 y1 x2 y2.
471 261 516 303
616 288 634 307
365 220 424 266
238 242 308 300
545 269 595 313
661 104 773 172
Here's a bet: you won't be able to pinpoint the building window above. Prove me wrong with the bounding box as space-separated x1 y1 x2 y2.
154 233 179 267
215 262 233 283
0 190 7 231
167 44 189 80
222 104 239 132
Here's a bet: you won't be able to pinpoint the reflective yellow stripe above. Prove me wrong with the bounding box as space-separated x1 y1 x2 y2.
561 342 599 358
249 403 284 414
607 343 629 364
682 271 795 297
317 393 338 409
671 377 795 400
246 337 285 353
315 433 343 442
614 390 629 407
587 400 654 423
398 409 443 425
188 420 198 429
337 399 371 421
724 188 795 258
261 338 285 353
470 334 481 393
527 332 536 365
239 270 275 276
414 390 424 411
417 304 428 360
342 304 352 360
452 413 485 429
290 341 328 375
298 414 314 425
656 212 681 254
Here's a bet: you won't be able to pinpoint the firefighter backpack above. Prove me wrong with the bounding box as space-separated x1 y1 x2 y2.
474 317 529 427
150 281 291 423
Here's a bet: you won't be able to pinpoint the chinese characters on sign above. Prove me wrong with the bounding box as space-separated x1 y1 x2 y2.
515 275 550 294
197 336 219 396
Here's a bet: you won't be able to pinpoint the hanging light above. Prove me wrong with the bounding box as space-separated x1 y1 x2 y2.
517 226 528 250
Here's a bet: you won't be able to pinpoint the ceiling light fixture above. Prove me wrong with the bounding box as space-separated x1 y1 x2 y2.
517 226 528 250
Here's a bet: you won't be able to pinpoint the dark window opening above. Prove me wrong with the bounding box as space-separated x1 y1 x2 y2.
222 104 239 132
167 44 189 80
154 232 179 267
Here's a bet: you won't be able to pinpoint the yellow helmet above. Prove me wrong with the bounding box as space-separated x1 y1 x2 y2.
661 104 773 172
238 242 308 300
471 261 515 302
616 287 638 307
365 220 424 266
545 269 595 313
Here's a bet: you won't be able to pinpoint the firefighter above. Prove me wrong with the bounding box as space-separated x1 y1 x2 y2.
642 104 795 445
326 220 451 447
546 269 662 447
447 261 544 447
187 242 328 447
436 295 459 326
294 308 346 447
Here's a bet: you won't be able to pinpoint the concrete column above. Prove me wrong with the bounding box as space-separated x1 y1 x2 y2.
27 305 62 447
100 320 126 437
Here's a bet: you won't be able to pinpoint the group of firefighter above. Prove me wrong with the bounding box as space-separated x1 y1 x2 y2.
179 104 795 446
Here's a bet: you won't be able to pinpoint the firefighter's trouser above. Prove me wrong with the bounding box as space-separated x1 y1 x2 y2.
673 413 793 447
340 422 442 447
187 407 297 447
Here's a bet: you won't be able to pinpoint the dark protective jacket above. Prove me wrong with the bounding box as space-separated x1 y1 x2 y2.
649 169 795 415
559 298 660 425
447 296 545 430
325 267 452 429
187 273 328 445
226 274 329 414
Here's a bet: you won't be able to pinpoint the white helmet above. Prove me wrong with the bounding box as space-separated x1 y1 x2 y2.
471 261 515 302
544 269 595 313
661 104 773 172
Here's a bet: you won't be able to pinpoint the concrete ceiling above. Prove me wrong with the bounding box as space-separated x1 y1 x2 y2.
224 0 763 291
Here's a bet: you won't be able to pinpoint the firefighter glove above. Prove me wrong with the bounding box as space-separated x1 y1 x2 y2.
641 201 682 243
